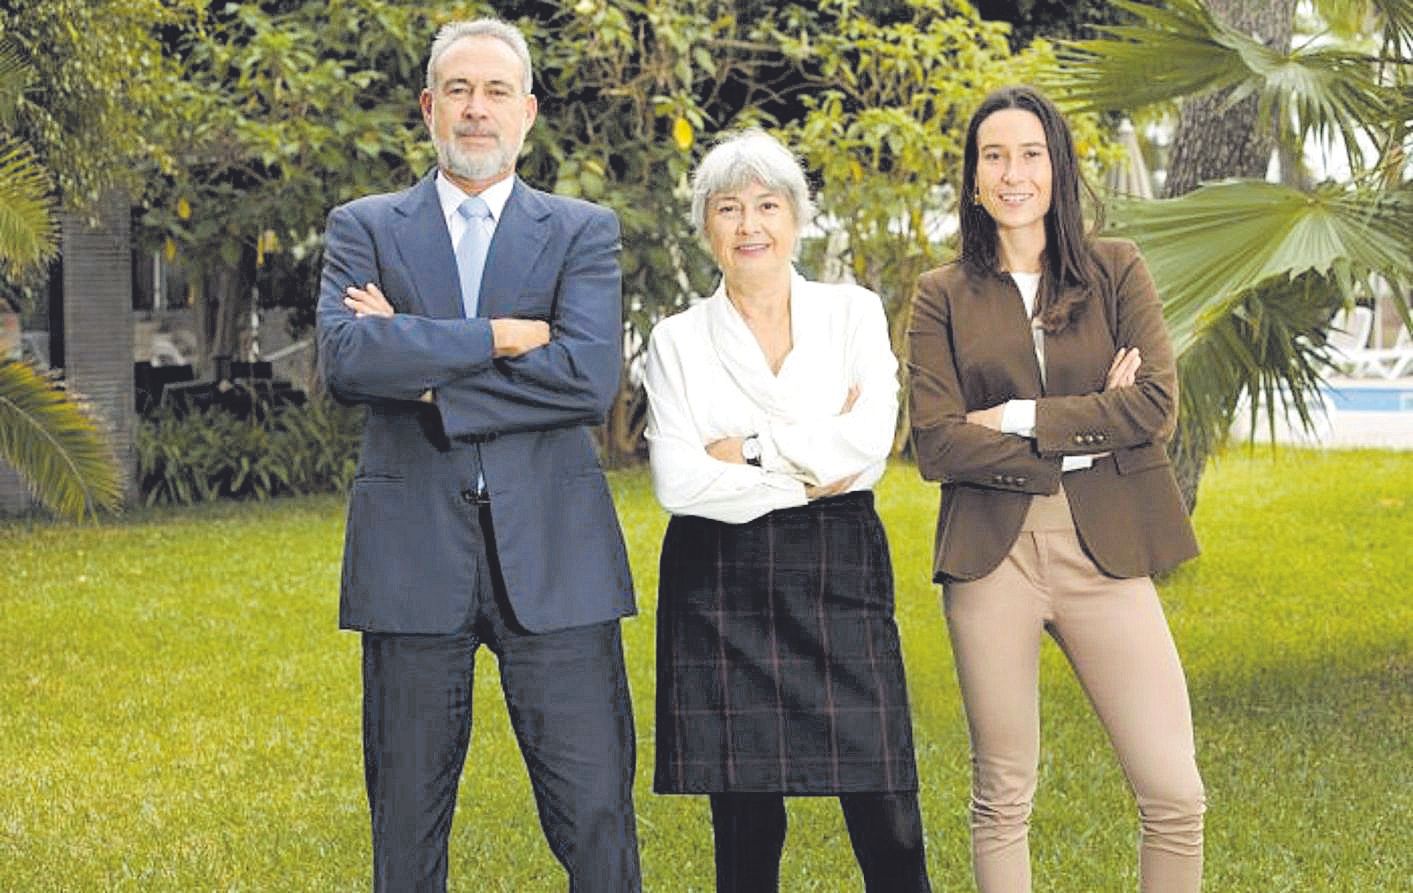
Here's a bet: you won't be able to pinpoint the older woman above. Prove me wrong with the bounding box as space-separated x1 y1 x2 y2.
644 130 930 892
908 86 1204 891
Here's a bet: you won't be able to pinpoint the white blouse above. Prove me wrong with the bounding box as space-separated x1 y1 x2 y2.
644 271 899 524
1001 271 1094 472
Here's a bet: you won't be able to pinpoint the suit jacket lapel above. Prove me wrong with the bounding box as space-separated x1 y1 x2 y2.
392 171 463 320
477 178 551 319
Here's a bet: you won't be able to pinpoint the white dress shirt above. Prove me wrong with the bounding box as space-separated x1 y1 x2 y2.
645 270 899 524
1000 271 1094 472
435 170 514 244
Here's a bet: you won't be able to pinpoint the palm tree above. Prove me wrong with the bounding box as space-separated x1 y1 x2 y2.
1046 0 1413 510
0 40 122 520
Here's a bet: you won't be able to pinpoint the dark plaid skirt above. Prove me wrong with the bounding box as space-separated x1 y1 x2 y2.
654 491 919 794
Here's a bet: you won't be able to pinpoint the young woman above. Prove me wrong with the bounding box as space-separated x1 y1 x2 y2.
907 86 1205 892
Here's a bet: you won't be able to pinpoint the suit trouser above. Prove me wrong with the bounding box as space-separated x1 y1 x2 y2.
942 492 1204 893
361 505 640 893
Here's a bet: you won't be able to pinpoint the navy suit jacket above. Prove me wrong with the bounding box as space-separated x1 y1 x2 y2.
316 172 635 634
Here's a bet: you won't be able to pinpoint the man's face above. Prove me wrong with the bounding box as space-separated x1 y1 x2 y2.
420 36 538 186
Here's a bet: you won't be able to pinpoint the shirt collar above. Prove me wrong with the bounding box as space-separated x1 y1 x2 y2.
434 170 515 225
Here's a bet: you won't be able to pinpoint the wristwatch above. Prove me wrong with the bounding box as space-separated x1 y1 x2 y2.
741 435 763 467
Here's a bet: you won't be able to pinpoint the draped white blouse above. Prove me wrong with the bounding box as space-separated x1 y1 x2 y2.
644 270 899 524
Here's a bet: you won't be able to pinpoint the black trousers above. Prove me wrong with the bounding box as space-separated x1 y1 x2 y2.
361 506 640 893
710 792 931 892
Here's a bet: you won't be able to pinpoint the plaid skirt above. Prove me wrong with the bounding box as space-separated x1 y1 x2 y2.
653 491 919 794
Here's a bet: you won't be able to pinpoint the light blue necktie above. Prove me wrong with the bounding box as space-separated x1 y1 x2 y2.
455 196 493 318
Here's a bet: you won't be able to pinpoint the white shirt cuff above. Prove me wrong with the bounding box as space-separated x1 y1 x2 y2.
1062 454 1095 472
1001 399 1036 437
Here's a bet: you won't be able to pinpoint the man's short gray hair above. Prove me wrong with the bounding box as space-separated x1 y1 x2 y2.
690 129 814 241
425 18 534 94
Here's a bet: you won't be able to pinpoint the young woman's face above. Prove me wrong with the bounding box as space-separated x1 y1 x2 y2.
974 108 1053 239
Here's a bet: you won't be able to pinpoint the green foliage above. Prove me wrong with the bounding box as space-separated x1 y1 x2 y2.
136 393 363 506
0 359 123 521
1054 0 1391 168
0 0 197 212
1110 180 1413 355
1 453 1409 888
0 136 57 277
0 40 56 286
144 1 435 278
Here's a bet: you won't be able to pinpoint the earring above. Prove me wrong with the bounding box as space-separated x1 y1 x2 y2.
972 187 981 204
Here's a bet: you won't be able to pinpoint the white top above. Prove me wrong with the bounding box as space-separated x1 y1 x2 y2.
644 271 899 524
1000 270 1093 471
435 171 514 244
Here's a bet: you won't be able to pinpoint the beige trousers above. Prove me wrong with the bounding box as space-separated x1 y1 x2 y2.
943 491 1205 892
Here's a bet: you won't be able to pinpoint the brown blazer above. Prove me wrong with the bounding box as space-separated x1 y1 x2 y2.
907 238 1198 582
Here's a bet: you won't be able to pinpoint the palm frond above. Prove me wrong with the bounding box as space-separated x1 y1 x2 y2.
1049 0 1391 168
1173 272 1343 459
0 39 34 129
0 137 58 274
0 360 124 521
1369 0 1413 55
1106 180 1413 354
1048 0 1247 111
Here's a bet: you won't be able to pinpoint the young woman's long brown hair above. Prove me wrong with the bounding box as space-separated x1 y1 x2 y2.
958 85 1103 334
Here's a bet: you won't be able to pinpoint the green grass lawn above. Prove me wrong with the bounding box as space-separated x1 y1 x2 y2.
2 450 1409 891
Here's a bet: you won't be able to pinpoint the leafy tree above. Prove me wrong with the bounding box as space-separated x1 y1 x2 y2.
141 0 435 369
0 0 194 227
0 34 124 519
1049 0 1413 510
973 0 1131 48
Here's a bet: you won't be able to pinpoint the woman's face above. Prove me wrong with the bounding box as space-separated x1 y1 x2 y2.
704 180 797 281
974 108 1053 239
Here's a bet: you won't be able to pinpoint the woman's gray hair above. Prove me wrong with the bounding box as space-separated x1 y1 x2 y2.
426 18 534 94
690 130 814 242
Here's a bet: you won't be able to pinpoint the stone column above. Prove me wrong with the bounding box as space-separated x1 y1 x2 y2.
61 191 136 504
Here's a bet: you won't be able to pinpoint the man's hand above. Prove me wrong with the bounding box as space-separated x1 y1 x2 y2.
966 404 1006 431
1106 346 1141 391
705 436 745 464
491 319 551 358
344 282 395 318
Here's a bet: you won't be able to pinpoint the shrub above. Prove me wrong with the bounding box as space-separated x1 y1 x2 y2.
136 392 362 505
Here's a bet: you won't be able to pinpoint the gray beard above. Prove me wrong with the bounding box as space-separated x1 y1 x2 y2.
435 133 519 182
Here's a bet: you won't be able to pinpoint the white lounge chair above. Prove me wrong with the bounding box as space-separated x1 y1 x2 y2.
1328 305 1375 375
1353 326 1413 380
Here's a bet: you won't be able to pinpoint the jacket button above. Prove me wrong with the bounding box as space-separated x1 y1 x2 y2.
1016 476 1027 485
461 489 476 503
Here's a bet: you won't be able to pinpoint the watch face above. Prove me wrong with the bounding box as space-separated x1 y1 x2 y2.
742 437 761 461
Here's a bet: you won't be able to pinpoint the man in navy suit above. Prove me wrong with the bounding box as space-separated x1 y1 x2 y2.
316 17 640 892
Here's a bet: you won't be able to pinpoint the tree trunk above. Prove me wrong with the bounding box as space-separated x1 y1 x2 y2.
208 264 249 368
1163 0 1296 513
